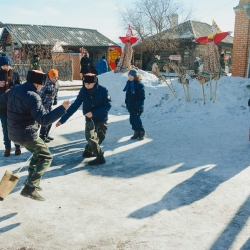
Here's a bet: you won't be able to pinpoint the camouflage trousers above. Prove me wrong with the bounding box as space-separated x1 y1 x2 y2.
85 121 108 156
14 137 52 188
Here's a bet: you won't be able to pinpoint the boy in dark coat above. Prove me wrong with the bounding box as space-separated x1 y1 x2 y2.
39 69 59 142
56 73 111 165
123 69 146 140
0 70 71 201
0 54 21 157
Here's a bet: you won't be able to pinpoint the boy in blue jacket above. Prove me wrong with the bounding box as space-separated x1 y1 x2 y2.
124 69 146 140
56 73 111 165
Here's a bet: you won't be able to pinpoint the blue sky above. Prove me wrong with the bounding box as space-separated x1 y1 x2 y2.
0 0 239 42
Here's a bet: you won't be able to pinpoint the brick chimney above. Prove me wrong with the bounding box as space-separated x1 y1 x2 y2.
232 0 250 77
171 14 178 28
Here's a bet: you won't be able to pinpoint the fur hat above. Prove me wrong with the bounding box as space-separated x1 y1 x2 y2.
48 69 58 79
83 73 97 83
27 70 46 85
0 55 12 67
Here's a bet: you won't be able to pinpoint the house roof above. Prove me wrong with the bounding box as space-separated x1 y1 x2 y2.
171 20 233 45
0 23 118 47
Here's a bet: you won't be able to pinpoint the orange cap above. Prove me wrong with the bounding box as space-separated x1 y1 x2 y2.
48 69 58 79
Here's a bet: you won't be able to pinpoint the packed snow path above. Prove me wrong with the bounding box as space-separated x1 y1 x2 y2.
0 71 250 249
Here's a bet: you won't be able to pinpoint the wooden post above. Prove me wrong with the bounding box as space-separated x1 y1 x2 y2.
202 84 206 105
210 74 212 100
213 80 218 103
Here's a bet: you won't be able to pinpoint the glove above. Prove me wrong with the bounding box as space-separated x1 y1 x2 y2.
53 100 58 106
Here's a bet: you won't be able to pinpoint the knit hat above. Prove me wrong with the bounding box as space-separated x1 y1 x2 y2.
33 54 40 58
128 69 138 78
83 73 97 83
48 69 58 79
0 55 12 67
27 70 46 85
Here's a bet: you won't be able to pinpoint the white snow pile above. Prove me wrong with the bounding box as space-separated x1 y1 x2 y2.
95 70 250 120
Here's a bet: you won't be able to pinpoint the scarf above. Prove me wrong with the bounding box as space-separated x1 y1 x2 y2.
123 81 135 94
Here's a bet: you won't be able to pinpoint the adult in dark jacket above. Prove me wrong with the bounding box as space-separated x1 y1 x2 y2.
96 55 108 75
0 70 71 201
194 57 200 74
115 56 120 67
80 52 92 77
56 73 111 165
0 54 21 157
123 69 146 140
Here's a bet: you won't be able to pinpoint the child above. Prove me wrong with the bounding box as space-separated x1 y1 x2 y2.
123 69 146 140
39 69 59 142
56 73 111 165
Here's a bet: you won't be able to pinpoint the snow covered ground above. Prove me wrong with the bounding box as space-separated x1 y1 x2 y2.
0 70 250 249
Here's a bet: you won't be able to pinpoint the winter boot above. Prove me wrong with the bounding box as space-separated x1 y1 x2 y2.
4 148 11 157
82 150 95 158
131 130 139 139
138 131 146 141
47 136 54 141
15 147 21 156
20 185 45 201
88 152 105 166
39 134 50 143
36 186 43 191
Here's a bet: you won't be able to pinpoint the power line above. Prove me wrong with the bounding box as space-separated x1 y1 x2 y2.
197 0 237 21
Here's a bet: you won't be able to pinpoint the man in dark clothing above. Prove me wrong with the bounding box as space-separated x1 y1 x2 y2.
0 70 71 201
115 56 120 67
80 52 92 78
0 54 22 157
194 57 200 74
56 73 111 166
30 54 42 71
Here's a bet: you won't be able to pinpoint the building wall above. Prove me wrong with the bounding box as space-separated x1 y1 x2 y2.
232 0 250 77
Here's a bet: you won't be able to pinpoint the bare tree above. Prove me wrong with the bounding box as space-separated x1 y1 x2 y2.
118 0 192 53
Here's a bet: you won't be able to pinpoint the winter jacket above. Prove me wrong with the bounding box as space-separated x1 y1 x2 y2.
59 82 111 124
39 78 59 111
124 80 145 114
80 56 92 74
96 59 108 75
30 58 42 71
0 68 21 115
0 81 66 142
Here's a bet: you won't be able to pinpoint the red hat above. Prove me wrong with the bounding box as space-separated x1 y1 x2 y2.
48 69 58 79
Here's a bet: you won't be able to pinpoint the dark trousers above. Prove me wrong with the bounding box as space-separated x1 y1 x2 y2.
129 113 144 132
85 121 108 155
14 138 52 188
40 124 52 140
0 114 20 149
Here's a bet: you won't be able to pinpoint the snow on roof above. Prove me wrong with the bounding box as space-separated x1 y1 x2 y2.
0 23 118 47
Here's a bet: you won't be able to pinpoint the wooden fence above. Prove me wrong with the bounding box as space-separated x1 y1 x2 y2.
12 59 73 82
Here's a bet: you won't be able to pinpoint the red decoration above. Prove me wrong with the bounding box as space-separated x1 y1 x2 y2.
119 25 139 45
